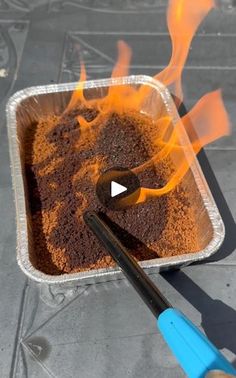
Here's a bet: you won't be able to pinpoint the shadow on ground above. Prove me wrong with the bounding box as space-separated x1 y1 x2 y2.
197 149 236 262
161 270 236 367
177 99 236 263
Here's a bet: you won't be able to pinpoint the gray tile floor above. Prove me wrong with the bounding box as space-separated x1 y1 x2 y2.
0 1 236 377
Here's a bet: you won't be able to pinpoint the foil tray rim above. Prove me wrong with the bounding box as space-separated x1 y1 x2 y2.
6 75 225 284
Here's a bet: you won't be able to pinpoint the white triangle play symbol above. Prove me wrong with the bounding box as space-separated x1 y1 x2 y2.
111 181 127 198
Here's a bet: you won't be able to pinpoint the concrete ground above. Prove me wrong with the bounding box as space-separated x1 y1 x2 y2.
0 1 236 377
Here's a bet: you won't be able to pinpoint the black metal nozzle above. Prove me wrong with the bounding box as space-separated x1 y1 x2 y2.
83 211 171 318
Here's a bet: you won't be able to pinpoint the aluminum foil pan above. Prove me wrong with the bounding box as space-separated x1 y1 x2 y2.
6 75 225 285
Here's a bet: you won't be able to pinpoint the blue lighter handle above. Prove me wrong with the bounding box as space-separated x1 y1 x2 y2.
157 308 236 378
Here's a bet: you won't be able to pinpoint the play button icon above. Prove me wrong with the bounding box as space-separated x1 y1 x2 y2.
111 181 127 198
96 167 140 210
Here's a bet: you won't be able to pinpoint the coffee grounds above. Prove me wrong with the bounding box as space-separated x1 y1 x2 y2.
23 106 202 275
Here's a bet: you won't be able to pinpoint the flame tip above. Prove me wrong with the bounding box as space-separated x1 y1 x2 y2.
64 0 229 203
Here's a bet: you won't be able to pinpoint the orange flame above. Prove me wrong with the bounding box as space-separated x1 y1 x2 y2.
156 0 215 102
65 61 87 112
119 90 230 206
111 40 132 78
64 0 230 207
181 90 230 152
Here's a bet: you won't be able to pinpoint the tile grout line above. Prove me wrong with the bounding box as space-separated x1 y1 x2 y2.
9 279 29 378
69 31 236 37
23 286 88 341
21 342 56 378
204 147 236 151
204 262 236 267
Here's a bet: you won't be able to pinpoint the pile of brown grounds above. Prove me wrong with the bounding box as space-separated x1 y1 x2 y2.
23 105 203 275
